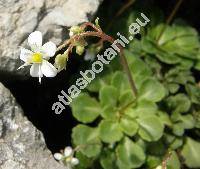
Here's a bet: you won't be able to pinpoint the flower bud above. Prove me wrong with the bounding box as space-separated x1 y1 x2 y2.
76 46 85 56
69 26 83 37
54 54 68 72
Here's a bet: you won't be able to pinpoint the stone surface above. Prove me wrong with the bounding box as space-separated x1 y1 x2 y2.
0 82 66 169
0 0 103 77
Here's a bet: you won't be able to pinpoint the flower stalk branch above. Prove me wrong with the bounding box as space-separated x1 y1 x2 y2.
57 22 137 96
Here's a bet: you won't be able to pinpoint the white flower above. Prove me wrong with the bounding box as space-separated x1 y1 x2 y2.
71 157 79 166
54 146 79 169
54 153 64 160
19 31 58 83
64 146 73 157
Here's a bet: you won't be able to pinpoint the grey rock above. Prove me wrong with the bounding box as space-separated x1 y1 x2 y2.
0 82 66 169
0 0 103 78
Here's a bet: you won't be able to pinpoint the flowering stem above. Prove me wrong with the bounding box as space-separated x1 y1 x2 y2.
57 22 137 97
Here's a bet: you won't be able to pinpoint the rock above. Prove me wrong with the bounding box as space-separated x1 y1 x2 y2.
0 0 103 78
0 82 66 169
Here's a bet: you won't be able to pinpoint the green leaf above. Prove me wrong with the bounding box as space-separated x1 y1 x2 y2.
170 138 183 150
186 84 200 104
180 114 195 129
124 50 152 88
87 71 112 92
116 137 146 168
71 93 100 123
101 105 118 119
167 151 181 169
165 68 195 85
118 89 135 107
100 86 118 107
138 79 166 102
147 156 161 168
144 23 199 65
75 152 93 169
72 125 101 157
157 111 172 126
100 150 117 169
111 71 130 96
166 94 191 114
120 116 138 136
135 100 157 118
167 83 180 94
172 123 184 136
142 37 181 64
181 137 200 168
138 115 164 141
99 120 123 143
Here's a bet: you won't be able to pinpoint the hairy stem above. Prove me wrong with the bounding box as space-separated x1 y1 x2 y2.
57 22 137 97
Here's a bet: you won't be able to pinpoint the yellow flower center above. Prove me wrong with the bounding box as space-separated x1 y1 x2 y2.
31 53 42 63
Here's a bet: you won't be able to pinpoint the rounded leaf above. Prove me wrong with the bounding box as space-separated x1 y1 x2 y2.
71 93 100 123
138 79 166 102
116 137 146 168
138 116 164 141
99 120 123 143
181 137 200 168
72 125 101 157
120 117 138 136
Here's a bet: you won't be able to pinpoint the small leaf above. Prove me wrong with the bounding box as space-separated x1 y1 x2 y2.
172 123 184 136
166 94 191 114
135 100 157 118
116 137 146 168
87 71 112 92
170 138 183 150
72 125 101 157
100 86 118 107
157 111 172 126
118 89 135 107
101 105 118 119
186 84 200 104
124 50 152 88
147 156 161 168
111 71 130 96
100 150 117 169
71 93 100 123
138 79 166 102
181 137 200 168
180 114 195 129
138 115 164 141
99 120 123 143
120 116 138 136
75 152 93 168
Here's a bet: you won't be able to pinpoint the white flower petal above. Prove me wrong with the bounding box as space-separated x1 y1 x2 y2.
64 146 73 157
30 64 43 77
20 48 33 62
41 60 57 77
42 41 57 57
71 158 79 166
28 31 42 49
54 153 63 161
